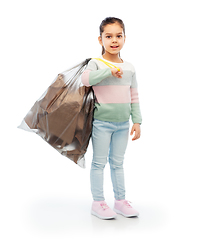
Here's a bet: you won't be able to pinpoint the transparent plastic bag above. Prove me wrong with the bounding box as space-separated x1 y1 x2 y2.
18 58 94 168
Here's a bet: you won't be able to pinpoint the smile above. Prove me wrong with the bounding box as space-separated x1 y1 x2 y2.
111 46 119 48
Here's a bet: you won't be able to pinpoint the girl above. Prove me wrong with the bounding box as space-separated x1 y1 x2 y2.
81 17 142 220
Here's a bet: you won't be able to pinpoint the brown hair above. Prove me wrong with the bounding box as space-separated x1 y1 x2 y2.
99 17 125 55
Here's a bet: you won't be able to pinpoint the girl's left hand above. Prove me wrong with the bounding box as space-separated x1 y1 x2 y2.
130 123 141 141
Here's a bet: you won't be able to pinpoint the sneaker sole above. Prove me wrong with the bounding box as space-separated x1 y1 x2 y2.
113 208 139 218
91 210 117 220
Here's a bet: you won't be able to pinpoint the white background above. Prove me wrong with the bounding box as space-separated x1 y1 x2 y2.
1 0 204 239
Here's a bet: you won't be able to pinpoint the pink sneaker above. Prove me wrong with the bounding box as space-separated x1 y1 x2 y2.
91 201 117 220
113 200 139 217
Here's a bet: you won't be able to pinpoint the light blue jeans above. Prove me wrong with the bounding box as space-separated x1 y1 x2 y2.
90 119 129 201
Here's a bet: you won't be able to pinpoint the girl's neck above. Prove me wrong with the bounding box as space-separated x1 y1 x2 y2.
102 52 123 63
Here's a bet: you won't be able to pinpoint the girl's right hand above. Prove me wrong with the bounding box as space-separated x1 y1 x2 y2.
111 67 123 78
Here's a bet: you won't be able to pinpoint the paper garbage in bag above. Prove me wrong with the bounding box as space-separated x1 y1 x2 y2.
18 58 94 168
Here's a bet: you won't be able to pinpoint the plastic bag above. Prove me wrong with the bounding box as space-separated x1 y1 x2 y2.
18 58 94 168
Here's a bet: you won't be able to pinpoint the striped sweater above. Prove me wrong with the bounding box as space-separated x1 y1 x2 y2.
81 56 142 124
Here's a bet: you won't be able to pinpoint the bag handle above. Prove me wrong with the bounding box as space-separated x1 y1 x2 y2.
93 58 121 72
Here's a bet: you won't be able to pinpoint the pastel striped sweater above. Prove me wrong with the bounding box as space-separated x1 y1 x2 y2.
81 57 142 124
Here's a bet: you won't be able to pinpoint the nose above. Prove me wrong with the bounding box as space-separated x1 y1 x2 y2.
112 36 117 42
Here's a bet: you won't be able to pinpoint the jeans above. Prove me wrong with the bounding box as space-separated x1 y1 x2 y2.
90 119 129 201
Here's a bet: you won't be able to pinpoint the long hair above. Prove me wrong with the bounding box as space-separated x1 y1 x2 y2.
99 17 125 55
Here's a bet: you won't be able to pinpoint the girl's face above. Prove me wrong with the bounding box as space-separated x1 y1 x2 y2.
98 23 126 56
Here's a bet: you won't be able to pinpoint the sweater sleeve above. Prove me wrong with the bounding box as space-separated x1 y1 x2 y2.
81 60 112 86
130 71 142 124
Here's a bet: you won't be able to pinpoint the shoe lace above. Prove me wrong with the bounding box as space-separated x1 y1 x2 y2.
123 200 132 208
100 202 109 210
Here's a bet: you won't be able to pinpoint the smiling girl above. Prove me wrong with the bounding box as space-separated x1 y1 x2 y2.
81 17 142 220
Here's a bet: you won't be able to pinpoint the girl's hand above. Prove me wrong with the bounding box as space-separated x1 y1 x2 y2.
130 123 141 141
111 67 123 78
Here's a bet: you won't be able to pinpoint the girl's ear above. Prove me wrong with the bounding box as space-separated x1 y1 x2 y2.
98 36 103 46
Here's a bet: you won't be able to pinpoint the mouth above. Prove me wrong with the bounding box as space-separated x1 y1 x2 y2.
111 46 119 49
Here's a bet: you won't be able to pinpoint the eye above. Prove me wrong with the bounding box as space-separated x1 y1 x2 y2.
117 35 122 38
106 36 111 39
